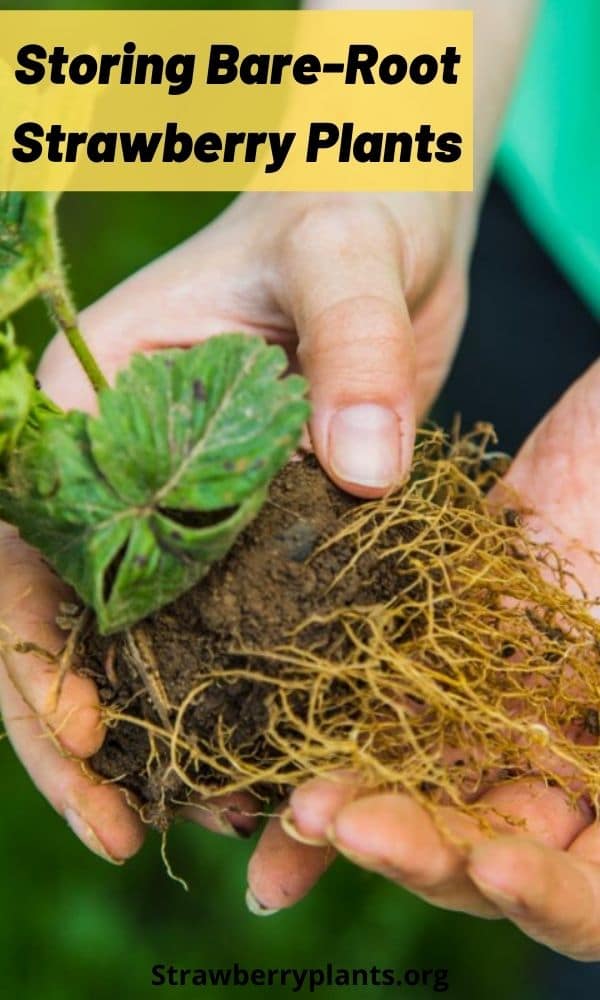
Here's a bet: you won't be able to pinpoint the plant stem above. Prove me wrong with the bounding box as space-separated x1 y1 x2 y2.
43 280 108 393
43 203 109 395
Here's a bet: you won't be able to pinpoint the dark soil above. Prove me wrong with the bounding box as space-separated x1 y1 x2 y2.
72 438 600 832
81 455 402 827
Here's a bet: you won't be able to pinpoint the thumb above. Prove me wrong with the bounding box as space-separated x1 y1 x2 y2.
280 201 417 498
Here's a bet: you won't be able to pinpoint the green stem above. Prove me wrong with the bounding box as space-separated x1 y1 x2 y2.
43 279 108 394
42 205 109 395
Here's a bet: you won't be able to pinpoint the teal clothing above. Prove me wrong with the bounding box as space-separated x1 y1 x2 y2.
497 0 600 318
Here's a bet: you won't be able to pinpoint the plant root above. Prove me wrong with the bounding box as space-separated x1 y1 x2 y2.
76 425 600 833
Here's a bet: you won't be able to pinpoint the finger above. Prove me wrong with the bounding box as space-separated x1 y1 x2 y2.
246 804 335 914
492 357 600 595
181 790 261 840
322 779 589 918
0 526 103 759
0 656 144 862
569 821 600 866
278 199 417 497
284 771 362 844
472 778 591 848
468 837 600 960
326 793 499 917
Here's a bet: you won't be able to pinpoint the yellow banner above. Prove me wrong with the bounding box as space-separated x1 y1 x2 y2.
0 10 473 192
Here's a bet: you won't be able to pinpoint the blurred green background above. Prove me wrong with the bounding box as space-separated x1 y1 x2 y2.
0 1 558 998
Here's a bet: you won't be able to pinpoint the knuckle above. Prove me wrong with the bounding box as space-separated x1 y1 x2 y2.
284 195 399 264
299 306 413 387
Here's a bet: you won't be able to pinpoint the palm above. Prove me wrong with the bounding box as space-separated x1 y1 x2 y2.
249 359 600 960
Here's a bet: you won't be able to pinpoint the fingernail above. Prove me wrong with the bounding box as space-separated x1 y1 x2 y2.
64 807 123 865
329 405 401 488
211 811 251 839
183 801 255 839
245 887 280 917
226 811 255 839
229 820 253 840
280 807 328 846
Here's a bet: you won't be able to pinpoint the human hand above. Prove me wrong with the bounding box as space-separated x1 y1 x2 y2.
0 189 470 861
248 358 600 960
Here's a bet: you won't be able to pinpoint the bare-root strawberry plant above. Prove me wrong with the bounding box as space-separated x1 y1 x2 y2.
1 192 600 836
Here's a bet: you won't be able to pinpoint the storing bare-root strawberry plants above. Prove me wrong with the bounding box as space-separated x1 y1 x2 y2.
1 192 600 836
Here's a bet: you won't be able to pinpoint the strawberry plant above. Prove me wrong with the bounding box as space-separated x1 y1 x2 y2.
2 191 600 839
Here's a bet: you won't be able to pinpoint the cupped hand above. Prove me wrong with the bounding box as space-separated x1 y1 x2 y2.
0 189 469 861
249 359 600 960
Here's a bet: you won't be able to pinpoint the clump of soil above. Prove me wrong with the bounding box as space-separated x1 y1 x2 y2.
77 425 600 830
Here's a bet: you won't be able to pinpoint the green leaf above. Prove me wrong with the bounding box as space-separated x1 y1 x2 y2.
5 409 134 610
0 324 63 463
0 335 309 634
0 325 35 459
89 334 308 509
0 193 57 321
